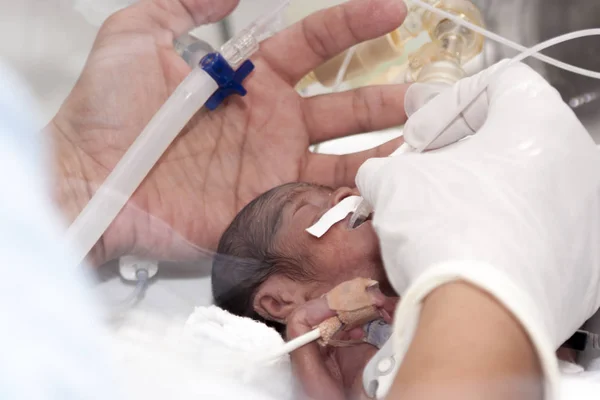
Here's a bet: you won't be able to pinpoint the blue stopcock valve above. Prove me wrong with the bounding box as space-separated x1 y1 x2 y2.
200 52 255 111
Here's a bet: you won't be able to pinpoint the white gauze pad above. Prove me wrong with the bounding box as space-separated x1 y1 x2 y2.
305 196 363 238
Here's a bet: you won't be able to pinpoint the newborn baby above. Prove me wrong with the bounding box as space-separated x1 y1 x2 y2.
212 182 579 399
212 182 399 399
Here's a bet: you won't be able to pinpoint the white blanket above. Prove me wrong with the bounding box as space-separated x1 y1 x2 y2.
560 366 600 399
110 306 295 400
111 305 600 399
183 306 295 399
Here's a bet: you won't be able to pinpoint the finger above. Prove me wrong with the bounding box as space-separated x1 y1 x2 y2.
302 84 410 145
366 284 387 308
295 297 338 329
287 297 337 339
110 0 240 39
303 136 404 188
347 326 366 340
260 0 407 85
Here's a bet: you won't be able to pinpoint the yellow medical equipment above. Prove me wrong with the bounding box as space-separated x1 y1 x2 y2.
296 0 485 90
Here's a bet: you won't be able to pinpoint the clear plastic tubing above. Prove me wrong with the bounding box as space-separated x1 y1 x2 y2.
65 0 292 265
350 1 600 228
418 28 600 152
409 0 600 80
64 69 218 264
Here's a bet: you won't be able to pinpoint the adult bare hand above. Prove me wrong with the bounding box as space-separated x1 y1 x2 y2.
50 0 408 265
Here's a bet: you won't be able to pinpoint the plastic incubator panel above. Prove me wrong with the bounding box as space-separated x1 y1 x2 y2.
296 0 486 91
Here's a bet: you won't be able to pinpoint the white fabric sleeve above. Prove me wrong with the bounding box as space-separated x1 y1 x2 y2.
390 261 561 399
0 61 125 400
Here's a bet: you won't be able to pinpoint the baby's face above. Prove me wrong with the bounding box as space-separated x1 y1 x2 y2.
262 186 396 398
276 186 394 297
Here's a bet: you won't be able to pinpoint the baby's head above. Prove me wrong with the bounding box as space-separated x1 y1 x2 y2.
212 182 392 332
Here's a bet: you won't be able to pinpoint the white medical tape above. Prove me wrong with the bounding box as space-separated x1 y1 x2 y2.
305 196 363 238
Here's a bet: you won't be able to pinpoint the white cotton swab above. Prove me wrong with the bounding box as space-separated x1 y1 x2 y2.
260 328 321 364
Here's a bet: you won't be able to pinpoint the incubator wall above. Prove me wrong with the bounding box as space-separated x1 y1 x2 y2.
3 0 591 313
5 0 600 371
472 0 600 141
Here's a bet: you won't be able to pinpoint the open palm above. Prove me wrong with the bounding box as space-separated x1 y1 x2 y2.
51 0 408 265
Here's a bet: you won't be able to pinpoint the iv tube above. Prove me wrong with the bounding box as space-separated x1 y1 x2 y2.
64 0 292 266
313 46 357 154
64 68 218 265
333 46 358 92
350 24 600 227
416 28 600 152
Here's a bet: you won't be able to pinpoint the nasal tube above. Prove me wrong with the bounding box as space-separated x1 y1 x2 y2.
64 0 292 265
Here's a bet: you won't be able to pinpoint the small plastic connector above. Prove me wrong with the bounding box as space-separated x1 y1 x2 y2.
174 33 215 69
219 0 291 69
119 255 158 281
562 330 600 351
200 52 255 111
219 28 259 70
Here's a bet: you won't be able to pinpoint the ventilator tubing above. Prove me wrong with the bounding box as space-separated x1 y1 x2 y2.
64 0 291 265
64 68 218 265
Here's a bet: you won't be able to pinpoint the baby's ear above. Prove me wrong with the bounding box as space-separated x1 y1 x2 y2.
253 275 307 323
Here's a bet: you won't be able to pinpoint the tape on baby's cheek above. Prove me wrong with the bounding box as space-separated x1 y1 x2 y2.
305 196 363 238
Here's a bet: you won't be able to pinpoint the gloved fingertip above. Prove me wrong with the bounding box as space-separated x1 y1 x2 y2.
355 157 390 198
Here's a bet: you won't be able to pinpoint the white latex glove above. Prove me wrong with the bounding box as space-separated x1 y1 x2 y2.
356 60 600 399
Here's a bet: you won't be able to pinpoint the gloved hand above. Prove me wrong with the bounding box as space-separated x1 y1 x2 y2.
355 60 600 397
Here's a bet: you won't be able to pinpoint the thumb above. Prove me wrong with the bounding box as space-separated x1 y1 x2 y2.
402 76 490 151
300 297 337 328
113 0 240 37
287 297 337 338
402 60 522 152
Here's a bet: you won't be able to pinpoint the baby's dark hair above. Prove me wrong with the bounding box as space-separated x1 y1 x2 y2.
212 182 324 333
